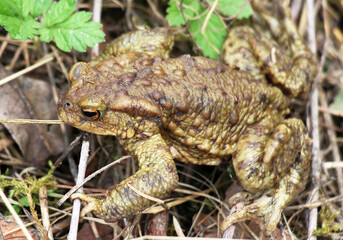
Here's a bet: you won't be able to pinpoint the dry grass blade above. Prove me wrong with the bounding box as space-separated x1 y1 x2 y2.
0 188 34 240
173 216 185 237
57 155 131 206
0 53 54 86
0 119 63 124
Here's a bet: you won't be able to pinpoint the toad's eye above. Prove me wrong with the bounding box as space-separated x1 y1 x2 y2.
81 108 101 121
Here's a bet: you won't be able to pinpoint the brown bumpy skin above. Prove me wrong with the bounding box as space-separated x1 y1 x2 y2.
57 0 317 234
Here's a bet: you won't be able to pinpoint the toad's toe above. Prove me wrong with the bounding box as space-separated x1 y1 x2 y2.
221 192 283 234
71 193 105 218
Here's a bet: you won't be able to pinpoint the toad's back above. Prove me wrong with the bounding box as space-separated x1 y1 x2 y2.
88 53 288 165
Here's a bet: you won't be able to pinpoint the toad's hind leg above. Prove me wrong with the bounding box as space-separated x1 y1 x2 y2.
93 27 174 62
221 118 311 233
250 0 317 99
223 0 317 99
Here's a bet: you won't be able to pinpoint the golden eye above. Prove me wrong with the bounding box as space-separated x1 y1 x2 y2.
81 108 101 120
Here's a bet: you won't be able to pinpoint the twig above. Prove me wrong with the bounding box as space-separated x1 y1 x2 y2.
125 0 133 30
57 155 131 206
39 186 54 240
324 162 343 169
287 194 343 210
130 236 248 240
318 106 343 117
67 134 90 240
53 133 83 168
179 0 202 55
306 0 320 238
127 183 164 204
0 188 34 240
173 216 185 237
201 0 220 55
0 53 54 86
0 119 63 124
147 0 169 26
9 42 24 71
91 0 103 58
0 34 10 59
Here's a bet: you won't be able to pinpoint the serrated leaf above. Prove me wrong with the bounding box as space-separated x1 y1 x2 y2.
189 9 227 58
40 11 104 52
209 0 252 19
30 0 52 18
43 0 75 27
0 14 42 40
17 17 42 40
0 15 22 37
166 0 201 26
55 11 92 29
39 27 53 42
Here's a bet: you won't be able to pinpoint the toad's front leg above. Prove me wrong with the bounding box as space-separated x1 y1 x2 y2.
71 133 178 220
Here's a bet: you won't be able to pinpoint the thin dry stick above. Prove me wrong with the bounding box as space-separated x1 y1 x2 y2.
51 46 69 80
68 134 90 240
0 119 63 124
201 0 220 55
324 162 343 169
39 186 54 240
147 0 169 26
125 0 133 30
9 43 24 71
0 53 54 86
91 0 103 58
318 106 343 117
319 83 343 178
287 194 343 210
131 236 250 240
127 183 164 204
57 155 131 206
307 0 320 238
0 34 10 59
0 188 34 240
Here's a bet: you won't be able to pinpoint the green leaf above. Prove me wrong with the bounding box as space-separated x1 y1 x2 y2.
17 17 42 40
40 11 105 52
209 0 252 19
166 0 201 26
0 14 42 40
189 9 227 58
21 0 30 18
329 89 343 112
39 27 53 42
18 197 30 207
30 0 52 18
43 0 75 27
0 0 23 18
0 0 42 40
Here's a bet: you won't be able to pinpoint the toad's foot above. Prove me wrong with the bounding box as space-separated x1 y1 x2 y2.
71 193 106 218
221 188 285 233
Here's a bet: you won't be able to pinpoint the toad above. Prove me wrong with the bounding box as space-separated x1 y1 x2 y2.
58 0 317 233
